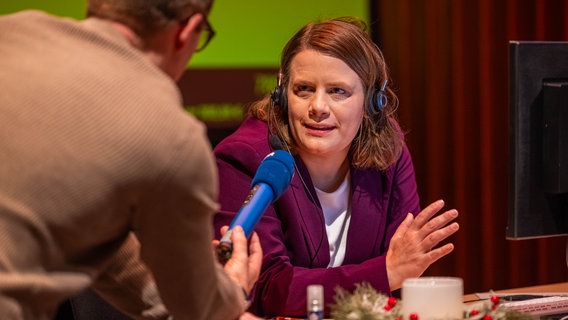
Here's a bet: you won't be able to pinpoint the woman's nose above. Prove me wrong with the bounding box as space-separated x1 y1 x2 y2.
308 90 330 120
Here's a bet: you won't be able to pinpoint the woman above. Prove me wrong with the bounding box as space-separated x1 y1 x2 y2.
213 16 459 318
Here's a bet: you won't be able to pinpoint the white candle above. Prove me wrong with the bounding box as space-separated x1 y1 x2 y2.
402 277 464 320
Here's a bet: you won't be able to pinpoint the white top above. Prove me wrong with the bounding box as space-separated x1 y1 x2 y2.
315 174 351 268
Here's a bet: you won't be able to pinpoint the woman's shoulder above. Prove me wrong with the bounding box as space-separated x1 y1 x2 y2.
214 116 273 169
396 143 414 170
353 143 414 182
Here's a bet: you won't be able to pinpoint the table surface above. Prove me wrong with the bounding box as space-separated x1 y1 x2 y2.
271 282 568 319
463 282 568 303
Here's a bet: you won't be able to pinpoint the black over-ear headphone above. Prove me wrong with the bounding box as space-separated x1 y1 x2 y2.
270 73 287 110
368 79 388 115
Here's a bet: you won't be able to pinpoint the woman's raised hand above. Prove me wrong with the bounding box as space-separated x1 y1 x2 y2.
385 200 459 290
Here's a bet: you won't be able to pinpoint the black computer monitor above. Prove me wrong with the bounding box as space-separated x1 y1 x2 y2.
507 41 568 240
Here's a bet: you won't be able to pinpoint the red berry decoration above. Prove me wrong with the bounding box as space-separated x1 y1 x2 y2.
490 296 500 305
384 305 392 311
483 315 493 320
470 309 480 316
409 313 419 320
388 297 397 307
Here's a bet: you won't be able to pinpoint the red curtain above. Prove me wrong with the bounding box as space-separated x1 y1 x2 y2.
376 0 568 294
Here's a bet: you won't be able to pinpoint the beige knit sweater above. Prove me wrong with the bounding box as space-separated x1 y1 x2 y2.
0 10 244 320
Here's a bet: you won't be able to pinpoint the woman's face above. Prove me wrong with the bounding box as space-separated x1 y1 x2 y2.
286 49 365 161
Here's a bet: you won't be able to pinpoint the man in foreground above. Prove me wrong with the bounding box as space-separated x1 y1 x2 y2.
0 1 261 319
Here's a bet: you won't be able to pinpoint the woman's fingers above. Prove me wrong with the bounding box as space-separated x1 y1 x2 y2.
413 199 445 228
426 242 456 265
391 212 415 243
419 208 459 238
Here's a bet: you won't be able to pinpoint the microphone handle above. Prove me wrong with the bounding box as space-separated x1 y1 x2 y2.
216 183 274 264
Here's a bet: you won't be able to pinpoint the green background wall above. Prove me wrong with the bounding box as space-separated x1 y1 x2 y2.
0 1 369 68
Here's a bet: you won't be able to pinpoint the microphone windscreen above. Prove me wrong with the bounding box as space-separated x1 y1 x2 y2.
251 150 294 199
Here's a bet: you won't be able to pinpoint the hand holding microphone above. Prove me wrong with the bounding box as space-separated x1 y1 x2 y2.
214 224 262 295
216 150 295 264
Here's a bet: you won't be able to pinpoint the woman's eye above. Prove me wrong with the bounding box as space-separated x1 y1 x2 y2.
330 87 347 95
293 85 312 97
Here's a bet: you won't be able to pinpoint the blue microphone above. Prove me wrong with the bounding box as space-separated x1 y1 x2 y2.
216 150 294 264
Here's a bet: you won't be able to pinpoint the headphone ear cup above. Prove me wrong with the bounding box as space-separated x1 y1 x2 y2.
375 89 387 110
270 85 281 107
367 90 384 114
280 86 288 111
368 83 388 114
270 85 287 111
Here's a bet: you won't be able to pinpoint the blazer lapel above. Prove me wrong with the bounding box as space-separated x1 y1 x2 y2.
289 159 330 267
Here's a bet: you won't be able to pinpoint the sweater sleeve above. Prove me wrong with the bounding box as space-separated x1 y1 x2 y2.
133 120 247 320
91 233 170 319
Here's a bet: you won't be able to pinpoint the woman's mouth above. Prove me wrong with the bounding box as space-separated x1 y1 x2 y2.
304 123 335 135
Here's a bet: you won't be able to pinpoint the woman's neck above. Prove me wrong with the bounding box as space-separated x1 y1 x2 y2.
301 153 350 193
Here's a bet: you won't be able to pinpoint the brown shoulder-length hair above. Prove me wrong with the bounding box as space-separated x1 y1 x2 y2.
249 16 404 171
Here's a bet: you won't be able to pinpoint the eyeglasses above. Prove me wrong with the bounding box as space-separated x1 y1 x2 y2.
195 16 215 52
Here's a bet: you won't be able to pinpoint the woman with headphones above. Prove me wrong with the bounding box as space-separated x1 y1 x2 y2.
213 16 459 319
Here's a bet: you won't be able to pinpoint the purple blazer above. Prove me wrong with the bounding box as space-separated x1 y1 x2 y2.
213 117 420 318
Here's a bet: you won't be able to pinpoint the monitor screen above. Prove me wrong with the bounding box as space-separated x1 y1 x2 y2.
507 41 568 239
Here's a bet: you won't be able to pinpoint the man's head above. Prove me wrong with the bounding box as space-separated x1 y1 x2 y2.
87 0 212 36
87 0 214 80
